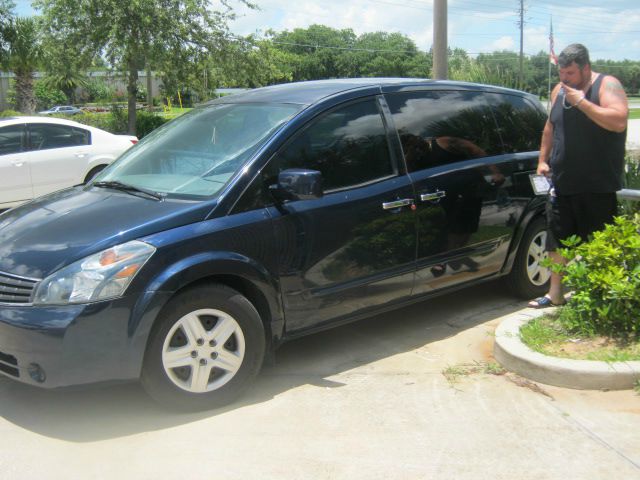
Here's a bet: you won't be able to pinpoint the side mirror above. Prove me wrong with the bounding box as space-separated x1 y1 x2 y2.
270 169 323 202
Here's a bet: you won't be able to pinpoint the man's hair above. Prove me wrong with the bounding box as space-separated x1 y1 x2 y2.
558 44 591 69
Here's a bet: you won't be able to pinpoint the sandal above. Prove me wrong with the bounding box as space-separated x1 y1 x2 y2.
528 296 567 309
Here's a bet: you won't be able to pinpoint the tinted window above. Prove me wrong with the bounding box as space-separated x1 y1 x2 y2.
0 124 26 155
29 124 90 150
270 98 395 191
487 94 546 153
386 90 501 173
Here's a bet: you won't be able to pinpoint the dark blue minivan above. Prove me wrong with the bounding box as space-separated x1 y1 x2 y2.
0 79 550 409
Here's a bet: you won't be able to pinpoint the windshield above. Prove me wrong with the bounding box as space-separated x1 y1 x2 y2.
92 103 302 198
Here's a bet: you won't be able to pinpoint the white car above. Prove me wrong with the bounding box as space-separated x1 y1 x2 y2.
0 116 137 210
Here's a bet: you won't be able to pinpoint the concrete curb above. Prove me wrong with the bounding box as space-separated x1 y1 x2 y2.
493 308 640 390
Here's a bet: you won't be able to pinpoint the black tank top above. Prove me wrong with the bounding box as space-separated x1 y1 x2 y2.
549 74 626 195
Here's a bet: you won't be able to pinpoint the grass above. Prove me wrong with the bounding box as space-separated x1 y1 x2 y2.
159 107 193 119
629 109 640 120
442 361 505 385
520 313 640 362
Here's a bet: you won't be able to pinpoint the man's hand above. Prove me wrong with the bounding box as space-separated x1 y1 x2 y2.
562 84 585 106
537 162 551 177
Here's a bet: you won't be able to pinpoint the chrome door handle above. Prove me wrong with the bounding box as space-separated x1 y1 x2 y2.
382 198 413 210
11 160 25 167
420 190 446 202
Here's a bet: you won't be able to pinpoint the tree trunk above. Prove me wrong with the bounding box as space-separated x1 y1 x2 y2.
64 86 75 105
146 63 153 112
127 57 138 135
15 71 36 114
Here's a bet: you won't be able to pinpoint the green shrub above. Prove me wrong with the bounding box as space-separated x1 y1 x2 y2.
136 83 148 102
73 108 166 137
72 111 114 132
548 214 640 338
34 83 66 110
108 104 128 133
34 81 67 110
135 110 168 138
621 155 640 215
0 109 21 117
85 79 114 103
70 107 127 134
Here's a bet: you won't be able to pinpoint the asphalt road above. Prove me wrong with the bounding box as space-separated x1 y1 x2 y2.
0 280 638 480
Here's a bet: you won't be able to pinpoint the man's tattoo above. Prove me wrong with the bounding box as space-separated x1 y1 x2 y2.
605 80 627 100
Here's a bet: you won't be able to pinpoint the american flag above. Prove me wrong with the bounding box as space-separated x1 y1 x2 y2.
549 19 558 65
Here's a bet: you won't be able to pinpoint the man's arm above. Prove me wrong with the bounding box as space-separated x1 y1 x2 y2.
564 75 628 132
537 120 553 176
537 83 560 176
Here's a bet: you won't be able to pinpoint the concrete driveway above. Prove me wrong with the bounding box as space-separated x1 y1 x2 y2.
0 280 638 479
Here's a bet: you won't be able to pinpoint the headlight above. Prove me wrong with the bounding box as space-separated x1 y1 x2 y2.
34 240 156 305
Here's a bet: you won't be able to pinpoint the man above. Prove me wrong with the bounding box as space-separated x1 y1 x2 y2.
529 43 628 308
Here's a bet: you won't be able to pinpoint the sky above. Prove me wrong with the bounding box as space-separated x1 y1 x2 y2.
13 0 640 62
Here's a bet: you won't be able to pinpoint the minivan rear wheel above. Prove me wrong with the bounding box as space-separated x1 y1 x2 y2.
141 284 266 410
506 216 551 299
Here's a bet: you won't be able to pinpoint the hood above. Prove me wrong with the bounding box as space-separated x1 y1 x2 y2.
0 187 214 279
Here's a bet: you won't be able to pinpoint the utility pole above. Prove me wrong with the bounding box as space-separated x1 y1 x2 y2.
518 0 525 89
433 0 447 80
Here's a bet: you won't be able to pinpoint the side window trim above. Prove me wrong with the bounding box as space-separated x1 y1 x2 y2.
377 94 406 176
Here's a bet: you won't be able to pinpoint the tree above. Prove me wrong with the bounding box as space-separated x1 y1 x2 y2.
269 25 357 81
212 35 294 88
0 0 15 65
4 16 43 114
39 28 93 104
266 26 430 81
342 32 429 78
36 0 253 134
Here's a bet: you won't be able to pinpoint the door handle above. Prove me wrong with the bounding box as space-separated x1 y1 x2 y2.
11 160 25 167
75 153 87 158
382 198 413 210
420 190 446 203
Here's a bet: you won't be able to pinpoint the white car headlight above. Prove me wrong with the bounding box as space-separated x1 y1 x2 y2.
34 240 155 305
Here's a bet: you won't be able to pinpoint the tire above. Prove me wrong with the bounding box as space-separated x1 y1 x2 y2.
141 284 266 410
506 216 551 299
84 165 106 183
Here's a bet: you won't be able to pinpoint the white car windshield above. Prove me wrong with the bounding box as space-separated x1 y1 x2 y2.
93 103 301 198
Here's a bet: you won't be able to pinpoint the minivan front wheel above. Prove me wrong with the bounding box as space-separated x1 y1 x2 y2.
507 216 551 299
141 284 266 410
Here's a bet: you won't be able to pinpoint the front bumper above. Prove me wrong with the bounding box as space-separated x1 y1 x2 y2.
0 296 145 388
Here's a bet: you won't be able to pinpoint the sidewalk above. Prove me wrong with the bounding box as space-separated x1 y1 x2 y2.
1 281 638 480
628 118 640 151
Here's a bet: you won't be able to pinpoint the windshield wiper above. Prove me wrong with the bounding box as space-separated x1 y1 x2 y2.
91 180 164 201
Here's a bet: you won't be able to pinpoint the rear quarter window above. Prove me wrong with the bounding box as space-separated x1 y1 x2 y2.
486 94 546 153
29 124 91 150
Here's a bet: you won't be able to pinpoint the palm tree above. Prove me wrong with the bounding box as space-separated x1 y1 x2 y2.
4 17 42 114
42 66 88 104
